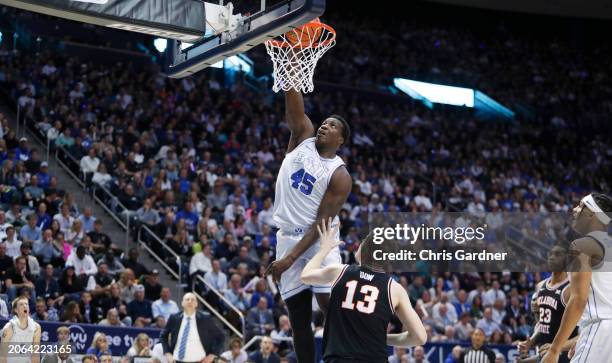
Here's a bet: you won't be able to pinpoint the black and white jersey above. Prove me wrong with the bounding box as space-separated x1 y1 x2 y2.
323 265 394 363
459 346 496 363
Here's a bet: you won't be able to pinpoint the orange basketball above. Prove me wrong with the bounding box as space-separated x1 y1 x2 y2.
286 18 323 47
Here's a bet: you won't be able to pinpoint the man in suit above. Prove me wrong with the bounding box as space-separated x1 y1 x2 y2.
246 297 275 340
161 293 224 363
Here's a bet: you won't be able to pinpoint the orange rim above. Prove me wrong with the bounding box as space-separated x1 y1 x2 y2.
267 21 336 48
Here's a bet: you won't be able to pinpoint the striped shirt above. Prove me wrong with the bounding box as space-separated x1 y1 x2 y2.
460 347 496 363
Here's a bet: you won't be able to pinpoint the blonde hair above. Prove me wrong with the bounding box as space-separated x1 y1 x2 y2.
131 333 150 353
11 297 28 311
90 332 107 349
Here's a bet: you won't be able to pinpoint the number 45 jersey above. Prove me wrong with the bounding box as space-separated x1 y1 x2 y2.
323 265 395 363
273 137 345 233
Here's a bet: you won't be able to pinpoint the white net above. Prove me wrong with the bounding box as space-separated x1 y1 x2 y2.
265 22 336 93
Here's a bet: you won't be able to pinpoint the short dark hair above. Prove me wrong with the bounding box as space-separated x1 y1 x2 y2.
329 114 350 145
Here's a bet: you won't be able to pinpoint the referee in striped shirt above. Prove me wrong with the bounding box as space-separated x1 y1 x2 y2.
460 328 496 363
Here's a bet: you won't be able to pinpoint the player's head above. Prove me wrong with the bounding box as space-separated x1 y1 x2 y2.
547 243 570 272
12 296 29 318
471 328 486 349
355 232 385 271
315 115 350 150
571 193 612 235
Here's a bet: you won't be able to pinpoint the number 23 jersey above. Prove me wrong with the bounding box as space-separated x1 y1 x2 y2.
273 137 345 232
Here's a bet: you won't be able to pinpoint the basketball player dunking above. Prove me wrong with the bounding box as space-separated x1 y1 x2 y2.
301 219 426 363
541 193 612 363
266 88 352 363
1 297 42 363
516 244 578 363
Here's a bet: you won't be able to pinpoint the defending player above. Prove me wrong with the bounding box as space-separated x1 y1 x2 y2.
1 297 42 363
541 193 612 363
516 244 577 363
266 88 352 363
301 218 427 363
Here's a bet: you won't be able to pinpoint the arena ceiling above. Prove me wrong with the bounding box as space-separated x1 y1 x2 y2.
425 0 612 19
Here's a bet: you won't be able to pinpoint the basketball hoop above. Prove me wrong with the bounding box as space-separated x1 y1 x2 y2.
265 19 336 93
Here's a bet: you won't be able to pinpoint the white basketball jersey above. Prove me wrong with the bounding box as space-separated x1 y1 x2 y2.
273 137 345 232
578 230 612 323
2 316 37 363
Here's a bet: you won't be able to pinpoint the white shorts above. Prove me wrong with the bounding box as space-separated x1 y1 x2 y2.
275 230 341 300
571 319 612 362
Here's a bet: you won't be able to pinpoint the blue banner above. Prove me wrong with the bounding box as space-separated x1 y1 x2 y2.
0 319 162 356
315 338 522 363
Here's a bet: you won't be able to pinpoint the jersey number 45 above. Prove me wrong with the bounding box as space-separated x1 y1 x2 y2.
291 168 317 195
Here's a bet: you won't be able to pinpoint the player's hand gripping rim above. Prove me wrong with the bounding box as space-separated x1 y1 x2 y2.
317 217 344 252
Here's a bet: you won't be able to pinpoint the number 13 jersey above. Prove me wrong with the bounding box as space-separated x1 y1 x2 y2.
323 264 395 363
273 137 345 232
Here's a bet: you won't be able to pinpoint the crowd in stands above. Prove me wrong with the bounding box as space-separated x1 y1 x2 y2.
0 4 610 362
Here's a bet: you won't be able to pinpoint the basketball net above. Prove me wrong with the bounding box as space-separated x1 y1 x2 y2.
265 19 336 93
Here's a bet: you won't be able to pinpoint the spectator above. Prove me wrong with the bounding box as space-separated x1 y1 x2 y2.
88 220 117 254
246 297 275 338
80 291 102 324
62 300 84 323
20 214 42 244
3 225 22 258
250 279 274 309
389 347 408 363
444 345 463 363
122 247 149 278
204 259 228 292
97 251 125 276
80 147 100 177
127 284 153 327
248 336 280 363
476 308 502 339
5 256 36 303
53 204 74 234
33 229 62 266
86 332 112 358
35 264 60 300
127 333 152 358
189 242 213 278
79 207 96 233
32 297 58 321
92 163 112 187
409 346 430 363
0 243 12 277
152 287 180 322
270 314 292 351
225 274 250 311
58 265 85 297
220 337 248 363
454 312 475 341
142 270 162 301
99 308 125 327
66 245 98 277
16 242 40 277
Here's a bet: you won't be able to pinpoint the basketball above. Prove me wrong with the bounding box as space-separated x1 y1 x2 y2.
286 18 323 46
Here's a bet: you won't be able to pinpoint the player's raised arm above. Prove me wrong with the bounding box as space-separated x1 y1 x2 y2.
542 237 598 363
301 218 346 285
267 166 351 282
285 89 315 152
0 324 13 363
387 280 427 347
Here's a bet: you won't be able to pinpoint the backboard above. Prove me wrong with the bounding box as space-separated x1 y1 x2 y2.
0 0 326 78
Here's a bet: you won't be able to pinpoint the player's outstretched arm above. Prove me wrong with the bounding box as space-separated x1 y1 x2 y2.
31 323 41 363
301 217 345 286
267 167 351 282
0 324 13 363
542 238 596 363
285 89 315 153
387 280 427 347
